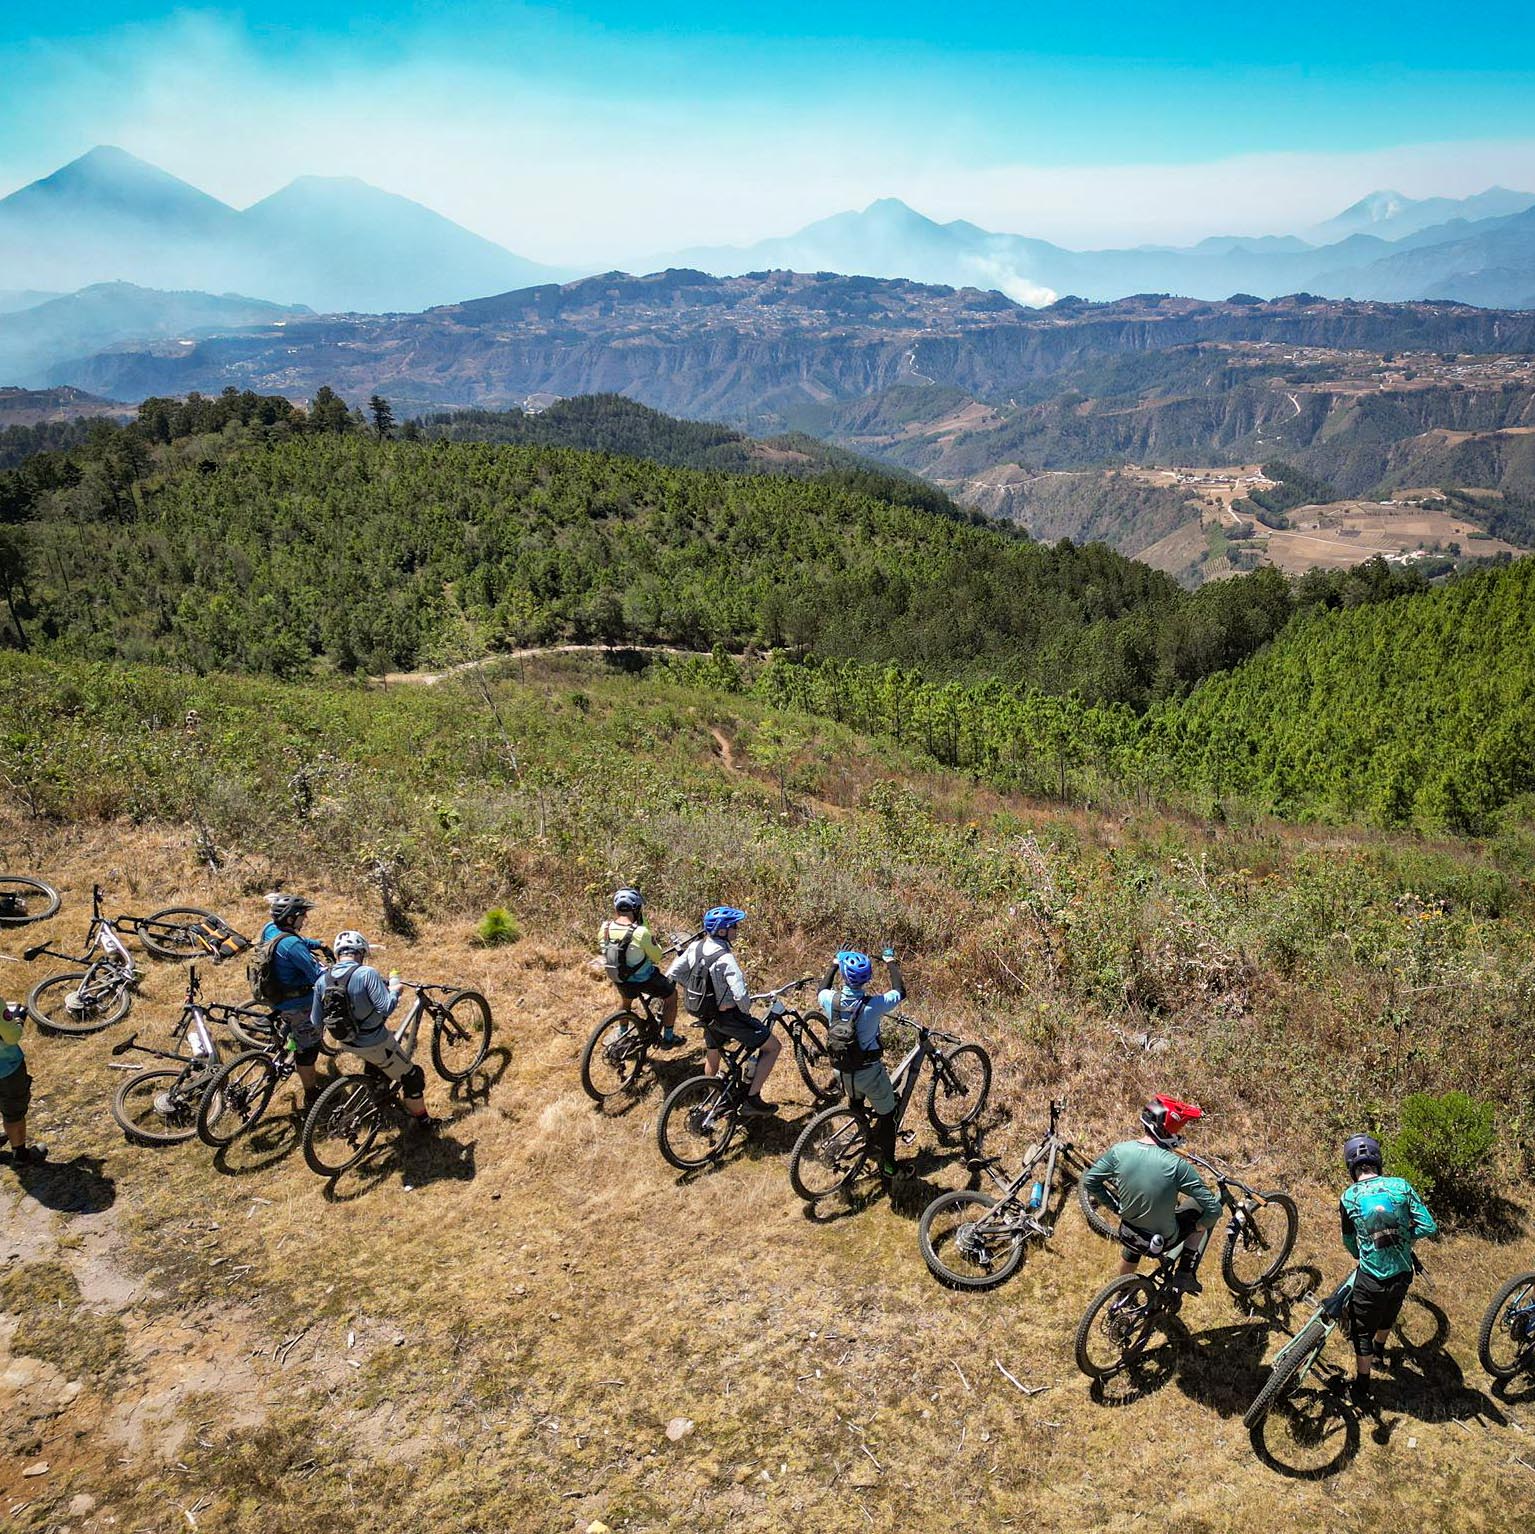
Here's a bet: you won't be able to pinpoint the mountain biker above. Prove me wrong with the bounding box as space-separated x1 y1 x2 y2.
311 931 435 1132
1080 1096 1222 1294
818 948 905 1180
598 887 681 1047
667 906 781 1116
0 1001 43 1167
258 893 328 1105
1338 1133 1438 1399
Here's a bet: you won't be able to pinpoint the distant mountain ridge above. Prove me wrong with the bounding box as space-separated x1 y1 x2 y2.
647 190 1535 309
0 147 564 315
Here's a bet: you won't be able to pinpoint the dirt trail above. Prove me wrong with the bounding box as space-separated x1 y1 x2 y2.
0 825 1529 1532
379 643 714 687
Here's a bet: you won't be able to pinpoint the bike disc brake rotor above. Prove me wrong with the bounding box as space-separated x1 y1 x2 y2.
955 1222 993 1268
152 1090 180 1116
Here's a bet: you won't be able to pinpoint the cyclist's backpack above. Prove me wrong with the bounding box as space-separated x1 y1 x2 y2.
825 992 872 1072
1353 1178 1411 1251
680 942 720 1021
319 966 364 1043
601 921 646 986
246 934 288 1008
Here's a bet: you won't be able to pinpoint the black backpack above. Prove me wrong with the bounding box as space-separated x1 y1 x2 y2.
601 921 647 986
680 941 721 1021
319 966 366 1042
825 992 872 1071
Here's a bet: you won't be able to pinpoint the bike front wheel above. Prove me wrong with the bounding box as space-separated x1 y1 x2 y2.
431 989 492 1081
112 1066 205 1144
788 1106 870 1201
302 1074 385 1176
789 1014 838 1101
580 1009 651 1103
1222 1192 1299 1293
1077 1176 1120 1240
926 1043 991 1133
1074 1274 1160 1379
0 875 61 927
198 1051 281 1148
136 906 226 960
656 1074 741 1171
27 966 132 1034
1243 1316 1330 1432
1478 1270 1535 1381
918 1189 1028 1290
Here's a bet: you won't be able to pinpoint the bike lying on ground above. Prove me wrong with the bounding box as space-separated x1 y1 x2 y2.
299 981 492 1176
918 1100 1089 1289
1478 1269 1535 1383
1080 1145 1298 1294
0 875 61 928
787 1016 992 1203
107 967 227 1144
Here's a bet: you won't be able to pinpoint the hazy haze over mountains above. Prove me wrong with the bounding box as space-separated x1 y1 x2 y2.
0 147 564 315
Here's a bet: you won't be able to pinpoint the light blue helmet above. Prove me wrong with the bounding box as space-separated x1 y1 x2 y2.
838 950 873 987
703 905 746 937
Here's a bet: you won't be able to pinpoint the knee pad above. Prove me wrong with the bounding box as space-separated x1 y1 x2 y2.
294 1045 321 1067
399 1063 426 1098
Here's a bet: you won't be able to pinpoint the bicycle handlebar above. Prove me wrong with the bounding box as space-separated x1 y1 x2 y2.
748 976 815 1003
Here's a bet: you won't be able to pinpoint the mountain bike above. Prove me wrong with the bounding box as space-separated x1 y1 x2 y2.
196 1012 308 1148
106 967 227 1144
0 874 61 928
918 1100 1091 1289
1478 1268 1535 1382
786 1016 992 1203
1080 1145 1298 1293
24 886 141 1033
1075 1225 1202 1380
299 980 492 1176
1242 1254 1427 1429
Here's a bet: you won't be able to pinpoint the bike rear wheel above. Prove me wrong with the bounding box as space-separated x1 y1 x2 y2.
790 1014 838 1101
1077 1176 1120 1240
1478 1270 1535 1381
656 1074 741 1171
1074 1274 1160 1379
918 1189 1028 1289
302 1075 385 1175
112 1066 205 1144
788 1106 870 1201
0 875 61 927
580 1009 651 1103
136 906 226 960
27 966 132 1034
1243 1316 1330 1432
431 989 492 1081
198 1051 281 1148
1222 1191 1299 1293
218 1006 282 1051
926 1043 991 1133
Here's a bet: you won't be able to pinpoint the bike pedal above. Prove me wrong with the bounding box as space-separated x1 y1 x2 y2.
898 1130 916 1145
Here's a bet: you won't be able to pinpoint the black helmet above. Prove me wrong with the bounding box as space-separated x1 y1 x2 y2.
266 891 313 929
613 887 644 915
1344 1133 1383 1178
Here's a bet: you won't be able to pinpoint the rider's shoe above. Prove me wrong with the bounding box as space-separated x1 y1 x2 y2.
1170 1266 1204 1296
1348 1377 1374 1410
11 1144 46 1167
740 1094 778 1118
657 1030 683 1048
406 1113 439 1134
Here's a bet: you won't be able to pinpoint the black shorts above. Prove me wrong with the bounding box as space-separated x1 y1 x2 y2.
0 1067 32 1123
617 972 675 1002
1118 1205 1204 1264
1348 1268 1412 1354
703 1010 770 1052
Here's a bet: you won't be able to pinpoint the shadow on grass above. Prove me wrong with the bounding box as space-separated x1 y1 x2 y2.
1249 1380 1361 1479
1086 1317 1181 1408
449 1044 514 1108
320 1125 478 1204
11 1151 116 1214
212 1107 303 1177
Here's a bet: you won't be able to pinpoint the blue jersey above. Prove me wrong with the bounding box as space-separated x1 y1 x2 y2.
260 922 325 1009
818 985 902 1057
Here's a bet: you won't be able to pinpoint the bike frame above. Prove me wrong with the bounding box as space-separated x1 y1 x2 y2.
25 885 136 976
850 1015 957 1126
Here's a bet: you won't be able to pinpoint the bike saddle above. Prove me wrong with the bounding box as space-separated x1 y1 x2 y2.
22 943 46 961
110 1032 140 1055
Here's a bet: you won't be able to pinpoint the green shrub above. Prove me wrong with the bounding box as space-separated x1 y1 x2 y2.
1385 1090 1496 1207
476 908 521 947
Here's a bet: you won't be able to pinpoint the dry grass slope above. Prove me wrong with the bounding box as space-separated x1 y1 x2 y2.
2 813 1533 1534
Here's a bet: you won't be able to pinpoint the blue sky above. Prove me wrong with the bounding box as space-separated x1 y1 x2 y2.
4 3 1535 259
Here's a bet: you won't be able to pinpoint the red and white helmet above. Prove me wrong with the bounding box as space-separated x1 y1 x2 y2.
1141 1094 1203 1148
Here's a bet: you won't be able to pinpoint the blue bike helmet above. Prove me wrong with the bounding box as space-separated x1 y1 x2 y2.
838 950 873 987
703 905 746 936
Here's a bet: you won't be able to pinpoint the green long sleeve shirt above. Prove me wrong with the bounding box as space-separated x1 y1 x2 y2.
1080 1139 1222 1241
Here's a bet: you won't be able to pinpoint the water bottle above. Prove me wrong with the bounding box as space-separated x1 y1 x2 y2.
1028 1180 1045 1211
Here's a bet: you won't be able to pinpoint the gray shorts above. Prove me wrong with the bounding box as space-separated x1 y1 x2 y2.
349 1029 414 1085
841 1061 896 1117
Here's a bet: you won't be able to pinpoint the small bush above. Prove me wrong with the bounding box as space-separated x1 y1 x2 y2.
476 907 521 947
1386 1090 1496 1208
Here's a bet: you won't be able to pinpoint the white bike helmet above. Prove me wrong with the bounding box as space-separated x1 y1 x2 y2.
333 930 369 960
